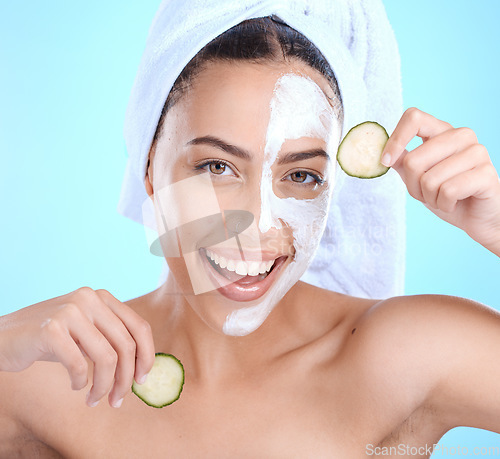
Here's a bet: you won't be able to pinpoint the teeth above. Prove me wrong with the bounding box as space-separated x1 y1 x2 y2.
247 261 260 276
258 260 275 274
235 261 248 276
219 256 227 269
205 249 277 276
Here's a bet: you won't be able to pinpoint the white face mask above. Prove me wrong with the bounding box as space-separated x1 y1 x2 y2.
145 71 341 336
223 73 341 335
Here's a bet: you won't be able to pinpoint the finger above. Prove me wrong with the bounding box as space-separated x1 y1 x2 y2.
382 107 453 167
436 164 496 213
420 144 490 209
88 302 138 408
65 289 127 406
393 129 481 202
95 290 155 385
41 318 89 390
65 308 118 407
393 126 480 176
74 287 152 402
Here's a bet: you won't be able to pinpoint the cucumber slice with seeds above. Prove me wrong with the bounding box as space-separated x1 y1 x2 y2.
132 353 184 408
337 121 390 179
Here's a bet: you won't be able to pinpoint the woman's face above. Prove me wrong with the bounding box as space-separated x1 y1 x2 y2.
146 61 341 336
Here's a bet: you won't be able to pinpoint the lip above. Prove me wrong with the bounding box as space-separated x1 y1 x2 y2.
199 247 289 302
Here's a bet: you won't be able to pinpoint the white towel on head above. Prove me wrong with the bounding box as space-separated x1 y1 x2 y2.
117 0 406 299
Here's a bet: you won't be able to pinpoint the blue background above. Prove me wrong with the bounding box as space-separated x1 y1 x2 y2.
0 1 499 454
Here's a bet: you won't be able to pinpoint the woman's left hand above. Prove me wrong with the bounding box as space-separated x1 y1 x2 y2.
381 107 500 256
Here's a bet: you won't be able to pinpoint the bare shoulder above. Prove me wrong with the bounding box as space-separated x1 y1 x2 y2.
348 294 500 430
348 293 499 366
122 287 168 323
0 366 32 436
293 281 379 325
307 290 475 368
122 289 155 312
354 293 500 350
0 360 86 453
0 356 108 455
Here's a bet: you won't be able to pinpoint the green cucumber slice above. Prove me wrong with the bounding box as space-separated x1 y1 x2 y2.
132 353 184 408
337 121 390 179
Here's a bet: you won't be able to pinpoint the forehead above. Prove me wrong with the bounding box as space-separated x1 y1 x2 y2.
164 61 334 151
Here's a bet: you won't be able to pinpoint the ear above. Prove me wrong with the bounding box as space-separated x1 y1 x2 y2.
144 157 154 198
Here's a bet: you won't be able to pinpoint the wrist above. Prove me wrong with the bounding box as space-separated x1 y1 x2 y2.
476 234 500 258
0 313 18 372
467 223 500 258
0 319 8 372
488 239 500 258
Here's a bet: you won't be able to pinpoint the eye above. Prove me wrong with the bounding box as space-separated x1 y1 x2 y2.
195 160 237 177
209 162 226 175
290 171 309 183
285 170 324 185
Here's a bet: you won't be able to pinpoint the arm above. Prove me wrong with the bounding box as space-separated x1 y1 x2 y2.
357 295 500 434
382 107 500 257
0 287 155 408
426 295 500 433
379 111 500 428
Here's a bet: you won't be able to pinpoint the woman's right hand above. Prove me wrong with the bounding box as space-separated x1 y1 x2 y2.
0 287 155 408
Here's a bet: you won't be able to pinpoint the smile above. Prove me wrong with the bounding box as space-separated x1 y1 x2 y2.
206 248 275 276
200 247 289 302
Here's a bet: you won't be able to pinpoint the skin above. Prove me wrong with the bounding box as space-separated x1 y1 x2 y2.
148 63 337 335
0 61 499 458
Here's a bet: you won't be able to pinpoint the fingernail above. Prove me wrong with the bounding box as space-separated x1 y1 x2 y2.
86 391 99 408
381 153 392 167
137 373 148 385
112 398 123 408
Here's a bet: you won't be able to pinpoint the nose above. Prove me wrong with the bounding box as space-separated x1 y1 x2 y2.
224 210 254 237
257 172 288 234
258 182 275 234
219 176 293 257
220 173 287 243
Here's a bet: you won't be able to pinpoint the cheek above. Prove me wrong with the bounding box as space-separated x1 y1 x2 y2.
152 173 239 289
259 173 332 244
277 194 329 240
165 256 193 292
209 186 244 216
154 173 220 236
258 73 339 238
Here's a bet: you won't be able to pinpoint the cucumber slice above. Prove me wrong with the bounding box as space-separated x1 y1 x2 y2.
337 121 390 179
132 353 184 408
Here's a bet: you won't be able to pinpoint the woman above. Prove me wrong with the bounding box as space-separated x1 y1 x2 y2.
1 1 499 457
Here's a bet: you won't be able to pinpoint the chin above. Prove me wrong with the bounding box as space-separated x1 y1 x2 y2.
166 243 306 336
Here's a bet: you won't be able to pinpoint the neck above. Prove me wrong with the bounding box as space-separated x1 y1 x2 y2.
150 274 305 385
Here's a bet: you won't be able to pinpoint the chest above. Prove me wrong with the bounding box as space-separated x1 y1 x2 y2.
17 340 445 458
30 376 436 459
45 401 363 458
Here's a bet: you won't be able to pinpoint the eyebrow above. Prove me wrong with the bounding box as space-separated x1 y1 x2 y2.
186 135 329 165
277 149 329 165
186 136 251 160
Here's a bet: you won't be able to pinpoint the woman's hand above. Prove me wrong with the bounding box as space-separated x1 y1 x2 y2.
0 287 155 408
382 107 500 256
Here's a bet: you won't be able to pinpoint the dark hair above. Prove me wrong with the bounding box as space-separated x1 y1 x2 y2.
152 15 343 145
